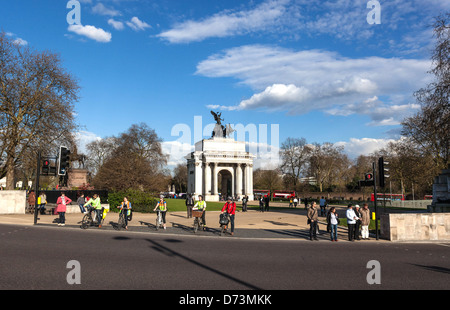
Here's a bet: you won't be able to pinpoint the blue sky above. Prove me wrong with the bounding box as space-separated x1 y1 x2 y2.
1 0 448 167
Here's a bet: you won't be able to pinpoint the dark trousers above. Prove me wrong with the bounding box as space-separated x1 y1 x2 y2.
309 221 318 239
201 210 206 225
187 205 193 218
354 222 361 240
59 212 66 224
348 224 356 241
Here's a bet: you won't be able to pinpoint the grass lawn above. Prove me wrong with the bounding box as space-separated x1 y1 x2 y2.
162 199 233 212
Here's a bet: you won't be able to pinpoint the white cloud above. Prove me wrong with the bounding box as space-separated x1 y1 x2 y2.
335 137 396 158
126 17 151 31
74 131 102 154
13 38 28 46
92 3 121 17
196 45 430 125
108 18 124 30
157 0 290 43
68 24 112 43
161 140 194 167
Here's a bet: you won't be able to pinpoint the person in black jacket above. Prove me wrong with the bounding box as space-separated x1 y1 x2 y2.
185 194 194 218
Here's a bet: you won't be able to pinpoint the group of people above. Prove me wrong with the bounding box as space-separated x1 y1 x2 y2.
307 201 372 242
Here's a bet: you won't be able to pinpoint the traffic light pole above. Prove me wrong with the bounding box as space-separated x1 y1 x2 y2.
34 151 41 225
372 162 379 240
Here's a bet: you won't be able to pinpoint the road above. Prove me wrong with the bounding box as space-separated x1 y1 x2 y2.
1 223 449 293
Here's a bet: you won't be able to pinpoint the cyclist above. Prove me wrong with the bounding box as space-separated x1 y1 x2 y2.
83 193 103 227
221 196 236 236
192 195 207 230
117 197 132 230
153 197 167 230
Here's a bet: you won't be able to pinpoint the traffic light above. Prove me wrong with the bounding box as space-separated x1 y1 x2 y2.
58 146 70 176
42 159 50 175
378 157 389 188
365 173 374 181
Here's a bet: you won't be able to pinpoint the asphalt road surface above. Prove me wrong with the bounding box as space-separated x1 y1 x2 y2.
0 224 449 293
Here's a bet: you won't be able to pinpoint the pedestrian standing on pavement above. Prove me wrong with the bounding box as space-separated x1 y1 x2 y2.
293 197 298 208
38 192 47 215
360 204 371 240
56 192 72 226
242 195 248 212
346 204 359 241
185 193 194 218
28 191 36 214
221 197 236 236
354 205 362 240
319 196 327 216
259 195 265 212
77 193 86 214
264 195 270 212
307 202 319 241
327 207 339 241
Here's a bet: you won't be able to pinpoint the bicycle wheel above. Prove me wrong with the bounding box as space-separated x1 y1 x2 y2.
156 214 160 231
117 214 125 231
193 218 199 233
81 214 92 229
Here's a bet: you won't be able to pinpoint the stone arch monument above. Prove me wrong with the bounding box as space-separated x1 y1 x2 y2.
185 112 255 201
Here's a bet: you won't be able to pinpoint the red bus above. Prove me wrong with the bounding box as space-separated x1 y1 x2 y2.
254 189 270 198
371 193 405 202
272 190 296 199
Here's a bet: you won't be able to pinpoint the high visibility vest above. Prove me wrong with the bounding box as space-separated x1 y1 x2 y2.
197 200 205 210
158 201 166 211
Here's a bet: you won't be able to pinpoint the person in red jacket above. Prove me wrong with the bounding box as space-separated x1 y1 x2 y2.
221 196 236 236
56 192 72 226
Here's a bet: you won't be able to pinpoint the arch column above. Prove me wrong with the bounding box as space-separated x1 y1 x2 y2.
212 162 218 195
236 163 243 196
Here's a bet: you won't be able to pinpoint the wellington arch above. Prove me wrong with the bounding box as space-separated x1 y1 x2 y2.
186 113 255 201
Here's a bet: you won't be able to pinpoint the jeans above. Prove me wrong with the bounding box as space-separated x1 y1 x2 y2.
229 214 235 233
79 204 86 213
330 224 338 241
59 212 66 224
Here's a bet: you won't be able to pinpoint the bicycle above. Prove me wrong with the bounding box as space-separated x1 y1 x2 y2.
81 207 104 229
155 210 164 231
192 210 204 233
117 208 130 230
219 212 230 236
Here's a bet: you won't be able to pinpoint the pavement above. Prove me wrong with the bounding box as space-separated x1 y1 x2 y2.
0 204 382 242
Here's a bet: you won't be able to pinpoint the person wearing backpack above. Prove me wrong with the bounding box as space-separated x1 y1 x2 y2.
185 193 195 218
221 197 236 236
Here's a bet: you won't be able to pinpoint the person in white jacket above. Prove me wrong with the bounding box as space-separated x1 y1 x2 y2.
346 204 359 241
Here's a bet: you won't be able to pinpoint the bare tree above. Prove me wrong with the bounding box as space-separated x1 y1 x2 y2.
402 13 450 170
308 142 345 192
280 137 311 190
172 163 187 193
0 32 79 189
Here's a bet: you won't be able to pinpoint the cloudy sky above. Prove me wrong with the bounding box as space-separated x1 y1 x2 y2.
1 0 448 167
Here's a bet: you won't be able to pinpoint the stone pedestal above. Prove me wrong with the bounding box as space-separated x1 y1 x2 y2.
68 169 88 188
428 167 450 213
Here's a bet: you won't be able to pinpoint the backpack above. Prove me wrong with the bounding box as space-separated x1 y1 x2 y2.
219 213 229 225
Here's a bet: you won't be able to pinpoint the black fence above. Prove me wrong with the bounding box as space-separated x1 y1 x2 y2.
37 190 109 204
